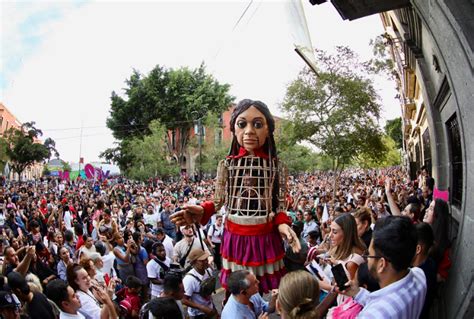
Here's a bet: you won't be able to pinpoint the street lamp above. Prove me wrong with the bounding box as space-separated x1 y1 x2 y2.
192 112 204 182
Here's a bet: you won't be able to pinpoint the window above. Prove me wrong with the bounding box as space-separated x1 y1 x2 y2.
446 114 463 207
415 142 421 171
422 128 432 175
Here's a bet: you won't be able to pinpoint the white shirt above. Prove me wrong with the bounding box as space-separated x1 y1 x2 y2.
162 235 174 259
60 311 86 319
64 210 73 230
173 237 210 269
302 220 319 240
144 212 160 228
76 290 101 319
101 252 116 278
79 245 96 259
146 256 171 297
183 268 214 317
208 224 223 244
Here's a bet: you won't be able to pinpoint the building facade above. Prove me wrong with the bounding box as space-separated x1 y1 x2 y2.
380 3 473 317
0 103 44 180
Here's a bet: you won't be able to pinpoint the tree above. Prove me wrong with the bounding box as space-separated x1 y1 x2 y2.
281 46 387 187
125 120 180 180
61 161 72 172
384 117 403 149
356 135 401 168
0 138 8 174
275 121 323 174
105 64 234 171
2 122 59 178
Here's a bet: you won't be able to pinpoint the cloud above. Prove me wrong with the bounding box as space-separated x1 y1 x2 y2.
1 1 85 93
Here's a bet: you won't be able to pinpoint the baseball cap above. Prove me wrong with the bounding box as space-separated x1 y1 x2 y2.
188 249 210 263
7 271 30 294
179 225 193 233
0 291 20 309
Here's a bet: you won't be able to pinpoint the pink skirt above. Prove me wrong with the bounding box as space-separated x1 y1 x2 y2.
219 229 286 293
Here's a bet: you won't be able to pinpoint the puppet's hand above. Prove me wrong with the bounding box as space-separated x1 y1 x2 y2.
278 224 301 253
170 204 204 226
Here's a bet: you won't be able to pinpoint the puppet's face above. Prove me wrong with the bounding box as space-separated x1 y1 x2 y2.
234 106 269 154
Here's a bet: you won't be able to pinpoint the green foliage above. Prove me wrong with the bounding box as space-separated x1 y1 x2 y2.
281 46 387 172
124 120 180 181
355 135 401 168
367 34 396 80
2 122 59 177
275 120 319 174
0 138 8 174
384 117 403 149
61 161 72 172
42 165 51 177
200 141 230 175
105 63 234 171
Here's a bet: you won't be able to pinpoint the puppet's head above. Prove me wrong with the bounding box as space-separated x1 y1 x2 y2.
229 99 277 157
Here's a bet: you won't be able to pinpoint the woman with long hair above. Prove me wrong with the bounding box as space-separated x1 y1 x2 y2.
67 263 117 319
323 213 366 304
423 198 451 281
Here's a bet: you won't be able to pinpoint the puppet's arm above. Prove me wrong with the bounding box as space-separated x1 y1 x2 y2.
213 160 227 212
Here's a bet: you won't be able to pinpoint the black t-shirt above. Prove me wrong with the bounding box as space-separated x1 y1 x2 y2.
27 292 55 319
418 257 437 319
361 228 373 249
4 263 15 276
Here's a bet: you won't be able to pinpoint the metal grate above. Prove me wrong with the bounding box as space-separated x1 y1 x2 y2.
226 156 276 218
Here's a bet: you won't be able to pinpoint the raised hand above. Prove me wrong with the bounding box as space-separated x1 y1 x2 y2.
170 204 204 226
278 224 301 253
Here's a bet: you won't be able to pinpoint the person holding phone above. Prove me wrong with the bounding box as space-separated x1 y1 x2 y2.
67 263 117 319
339 216 426 319
322 213 366 305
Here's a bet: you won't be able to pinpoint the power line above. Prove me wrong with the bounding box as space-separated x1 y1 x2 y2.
43 118 198 133
211 0 255 62
232 0 254 31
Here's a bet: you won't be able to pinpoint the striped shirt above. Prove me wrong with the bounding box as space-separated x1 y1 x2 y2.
354 267 427 319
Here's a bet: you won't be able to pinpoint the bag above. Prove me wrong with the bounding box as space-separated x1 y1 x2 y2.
186 269 216 297
179 238 195 267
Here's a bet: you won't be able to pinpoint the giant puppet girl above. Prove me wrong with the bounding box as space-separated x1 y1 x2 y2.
171 99 300 292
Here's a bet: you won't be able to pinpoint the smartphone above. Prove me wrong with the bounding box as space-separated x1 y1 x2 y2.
26 233 34 245
331 263 349 291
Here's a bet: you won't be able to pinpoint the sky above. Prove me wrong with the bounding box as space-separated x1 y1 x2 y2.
1 0 401 163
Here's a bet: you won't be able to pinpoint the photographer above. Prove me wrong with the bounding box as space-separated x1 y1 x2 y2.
146 242 171 298
4 245 36 276
113 233 136 282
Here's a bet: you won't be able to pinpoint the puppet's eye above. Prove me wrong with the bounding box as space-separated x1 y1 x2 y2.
237 121 247 129
253 120 264 129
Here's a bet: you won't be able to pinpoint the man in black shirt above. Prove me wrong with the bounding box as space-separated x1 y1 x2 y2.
7 271 56 319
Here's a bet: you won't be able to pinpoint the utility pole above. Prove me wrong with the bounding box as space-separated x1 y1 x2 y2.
198 117 203 182
78 122 83 176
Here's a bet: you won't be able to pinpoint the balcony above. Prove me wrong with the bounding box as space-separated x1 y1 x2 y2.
404 101 416 120
310 0 410 21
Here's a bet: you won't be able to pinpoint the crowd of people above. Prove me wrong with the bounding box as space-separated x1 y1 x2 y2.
0 164 452 318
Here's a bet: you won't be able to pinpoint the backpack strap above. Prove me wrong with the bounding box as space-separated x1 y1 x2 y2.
185 272 202 283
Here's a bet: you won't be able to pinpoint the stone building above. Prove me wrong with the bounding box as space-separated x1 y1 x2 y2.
309 1 473 317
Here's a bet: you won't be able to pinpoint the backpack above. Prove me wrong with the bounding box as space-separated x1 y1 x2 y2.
186 269 216 297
